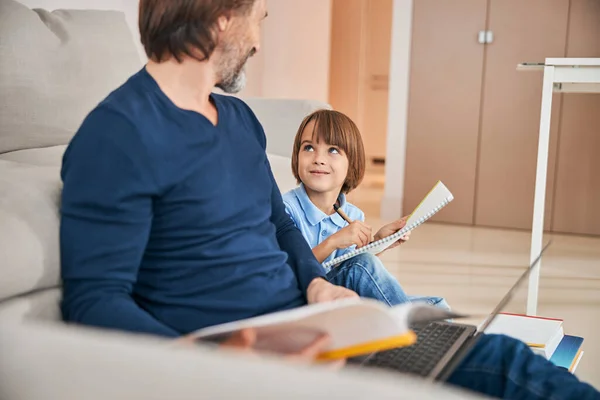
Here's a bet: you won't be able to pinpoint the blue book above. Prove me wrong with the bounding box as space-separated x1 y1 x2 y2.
550 335 584 371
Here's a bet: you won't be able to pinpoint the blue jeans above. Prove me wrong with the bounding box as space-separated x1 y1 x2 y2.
325 253 450 311
449 334 600 399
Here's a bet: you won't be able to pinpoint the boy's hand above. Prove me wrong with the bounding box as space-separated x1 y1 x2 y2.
373 217 411 252
329 221 372 249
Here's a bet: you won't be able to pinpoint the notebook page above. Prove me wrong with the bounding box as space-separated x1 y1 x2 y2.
322 181 453 268
364 181 453 255
405 181 453 226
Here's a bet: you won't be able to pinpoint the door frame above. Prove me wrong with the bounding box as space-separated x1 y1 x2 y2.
381 0 414 220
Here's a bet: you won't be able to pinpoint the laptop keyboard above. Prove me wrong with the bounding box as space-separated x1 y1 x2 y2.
364 322 469 377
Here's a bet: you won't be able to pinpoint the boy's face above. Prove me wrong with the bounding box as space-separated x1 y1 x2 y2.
297 120 349 195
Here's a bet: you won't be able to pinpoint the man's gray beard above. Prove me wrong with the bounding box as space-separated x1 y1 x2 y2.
216 67 247 94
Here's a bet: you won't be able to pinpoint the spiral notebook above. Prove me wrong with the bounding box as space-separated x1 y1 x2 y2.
323 181 454 269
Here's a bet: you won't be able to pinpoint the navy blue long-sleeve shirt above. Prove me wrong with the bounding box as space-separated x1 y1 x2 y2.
60 68 325 337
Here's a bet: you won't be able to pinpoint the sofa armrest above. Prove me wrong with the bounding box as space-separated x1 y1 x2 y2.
0 322 485 400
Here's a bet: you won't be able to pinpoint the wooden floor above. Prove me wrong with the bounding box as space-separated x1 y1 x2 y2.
347 168 600 388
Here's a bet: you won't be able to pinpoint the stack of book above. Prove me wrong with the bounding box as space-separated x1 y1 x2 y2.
486 313 584 373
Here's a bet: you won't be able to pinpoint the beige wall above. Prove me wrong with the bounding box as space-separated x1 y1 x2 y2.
240 45 266 98
242 0 332 102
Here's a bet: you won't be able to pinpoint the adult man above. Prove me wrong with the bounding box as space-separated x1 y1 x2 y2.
60 0 599 398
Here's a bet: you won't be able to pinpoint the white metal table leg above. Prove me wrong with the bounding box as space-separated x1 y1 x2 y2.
527 65 555 316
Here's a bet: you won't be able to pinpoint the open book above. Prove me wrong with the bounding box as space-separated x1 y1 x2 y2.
323 181 454 269
192 298 460 361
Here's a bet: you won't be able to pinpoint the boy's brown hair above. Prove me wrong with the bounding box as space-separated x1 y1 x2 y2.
138 0 256 62
291 110 366 194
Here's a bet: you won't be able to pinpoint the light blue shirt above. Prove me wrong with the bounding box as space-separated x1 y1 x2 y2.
282 184 365 270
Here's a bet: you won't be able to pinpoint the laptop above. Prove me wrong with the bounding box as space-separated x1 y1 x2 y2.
358 241 552 382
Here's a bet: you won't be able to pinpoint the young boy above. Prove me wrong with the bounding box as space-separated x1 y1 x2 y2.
283 110 449 310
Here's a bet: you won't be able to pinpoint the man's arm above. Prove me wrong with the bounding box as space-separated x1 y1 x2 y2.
60 108 179 338
266 162 326 293
283 200 336 264
234 98 330 294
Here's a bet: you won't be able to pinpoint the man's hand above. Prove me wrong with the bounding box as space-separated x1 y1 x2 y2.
180 328 345 369
329 221 372 249
306 278 358 304
373 217 411 253
222 329 331 360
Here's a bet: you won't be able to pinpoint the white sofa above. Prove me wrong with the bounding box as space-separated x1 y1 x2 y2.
0 1 484 398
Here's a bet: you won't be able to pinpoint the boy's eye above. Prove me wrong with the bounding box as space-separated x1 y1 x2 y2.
329 147 340 154
303 144 314 152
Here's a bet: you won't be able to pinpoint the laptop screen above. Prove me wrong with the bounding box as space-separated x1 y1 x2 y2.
477 241 552 333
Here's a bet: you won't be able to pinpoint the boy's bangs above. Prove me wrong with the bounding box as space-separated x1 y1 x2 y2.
309 113 351 154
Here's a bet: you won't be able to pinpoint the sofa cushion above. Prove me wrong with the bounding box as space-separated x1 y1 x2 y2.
268 154 296 194
243 98 331 157
0 0 142 154
0 288 60 322
0 144 67 166
0 160 62 302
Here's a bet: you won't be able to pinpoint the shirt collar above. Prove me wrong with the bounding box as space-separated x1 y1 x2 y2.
294 184 349 228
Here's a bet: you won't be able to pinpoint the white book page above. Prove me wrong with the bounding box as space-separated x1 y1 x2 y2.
192 299 413 354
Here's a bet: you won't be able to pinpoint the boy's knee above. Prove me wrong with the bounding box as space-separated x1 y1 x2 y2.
346 252 381 265
343 253 386 274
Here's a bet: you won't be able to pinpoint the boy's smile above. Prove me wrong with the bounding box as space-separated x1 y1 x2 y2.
297 120 349 197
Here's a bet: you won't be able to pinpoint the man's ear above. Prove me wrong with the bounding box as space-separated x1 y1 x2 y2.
216 14 232 33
